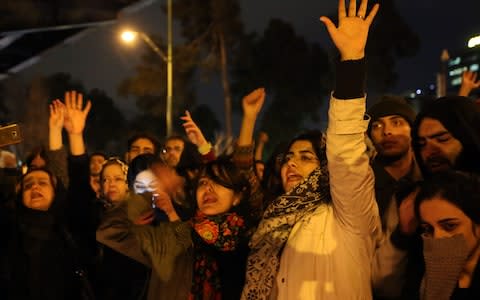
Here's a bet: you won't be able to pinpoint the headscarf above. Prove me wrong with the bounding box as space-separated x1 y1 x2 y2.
242 133 331 299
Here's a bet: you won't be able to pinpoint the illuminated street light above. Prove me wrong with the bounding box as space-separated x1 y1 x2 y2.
120 30 137 43
119 0 173 136
120 30 167 61
468 35 480 48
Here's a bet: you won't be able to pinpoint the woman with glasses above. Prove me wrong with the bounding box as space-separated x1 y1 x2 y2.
99 158 129 204
242 0 382 298
53 92 149 300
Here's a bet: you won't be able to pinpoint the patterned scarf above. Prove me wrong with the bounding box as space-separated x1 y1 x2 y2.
189 211 248 300
242 159 331 299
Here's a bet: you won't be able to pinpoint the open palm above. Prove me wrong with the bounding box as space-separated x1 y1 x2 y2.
320 0 379 61
64 90 91 135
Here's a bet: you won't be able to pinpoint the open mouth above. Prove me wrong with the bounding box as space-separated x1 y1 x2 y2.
202 194 217 206
30 191 43 201
426 157 451 172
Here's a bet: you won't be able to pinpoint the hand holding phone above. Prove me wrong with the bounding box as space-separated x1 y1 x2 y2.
0 124 22 147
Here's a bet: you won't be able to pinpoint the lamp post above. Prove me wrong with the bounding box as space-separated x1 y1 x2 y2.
120 0 173 136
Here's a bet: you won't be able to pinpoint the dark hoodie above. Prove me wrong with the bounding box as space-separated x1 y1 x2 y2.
412 96 480 176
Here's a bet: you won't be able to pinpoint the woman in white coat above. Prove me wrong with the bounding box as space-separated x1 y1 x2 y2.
242 0 381 299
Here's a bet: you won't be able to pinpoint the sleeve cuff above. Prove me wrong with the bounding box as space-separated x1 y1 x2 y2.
198 142 212 155
333 58 366 100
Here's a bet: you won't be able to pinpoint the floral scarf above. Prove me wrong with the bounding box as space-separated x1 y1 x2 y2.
189 211 248 300
241 162 331 299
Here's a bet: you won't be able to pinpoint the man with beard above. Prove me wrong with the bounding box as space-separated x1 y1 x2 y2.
412 96 480 175
389 95 480 299
367 97 422 299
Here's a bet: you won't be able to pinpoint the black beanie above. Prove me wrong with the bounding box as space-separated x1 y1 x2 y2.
412 96 480 174
367 96 416 136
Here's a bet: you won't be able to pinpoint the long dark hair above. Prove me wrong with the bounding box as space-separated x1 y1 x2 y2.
414 171 480 224
193 156 251 217
412 96 480 175
281 130 330 202
284 130 326 164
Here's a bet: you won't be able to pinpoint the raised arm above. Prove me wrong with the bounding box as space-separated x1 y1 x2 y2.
238 88 265 147
180 110 215 161
458 71 480 97
254 132 269 161
64 91 91 156
49 100 65 151
234 88 266 219
322 0 381 235
47 99 70 188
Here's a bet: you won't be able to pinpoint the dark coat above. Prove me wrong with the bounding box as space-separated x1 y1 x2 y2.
3 177 94 300
67 154 149 300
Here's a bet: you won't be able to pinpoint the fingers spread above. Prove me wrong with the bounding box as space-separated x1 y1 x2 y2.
348 0 357 17
365 3 380 25
358 0 368 18
338 0 346 19
320 17 337 36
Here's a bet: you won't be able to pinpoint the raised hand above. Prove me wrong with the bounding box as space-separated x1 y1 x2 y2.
238 88 266 147
459 71 480 97
49 100 65 131
242 87 266 119
320 0 379 61
180 110 208 147
64 90 91 135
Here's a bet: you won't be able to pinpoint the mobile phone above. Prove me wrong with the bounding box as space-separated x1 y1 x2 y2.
152 193 158 208
0 124 23 147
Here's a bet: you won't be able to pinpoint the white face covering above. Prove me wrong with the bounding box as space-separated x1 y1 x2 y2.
420 234 472 300
133 170 159 194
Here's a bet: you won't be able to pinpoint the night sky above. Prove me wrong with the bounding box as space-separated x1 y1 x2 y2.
242 0 480 93
10 0 480 125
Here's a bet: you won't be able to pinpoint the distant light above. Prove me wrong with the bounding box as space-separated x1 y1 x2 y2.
451 77 462 86
416 89 422 95
121 31 138 43
468 35 480 48
410 93 416 98
449 67 467 77
448 57 461 67
429 84 435 90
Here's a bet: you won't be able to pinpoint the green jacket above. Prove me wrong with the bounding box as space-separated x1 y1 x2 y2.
96 193 193 300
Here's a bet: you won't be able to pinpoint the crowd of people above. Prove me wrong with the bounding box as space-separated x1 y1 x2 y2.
1 0 480 299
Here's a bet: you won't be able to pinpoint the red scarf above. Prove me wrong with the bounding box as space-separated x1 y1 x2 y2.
189 211 247 300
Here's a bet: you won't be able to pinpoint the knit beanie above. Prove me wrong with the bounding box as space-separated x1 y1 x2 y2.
412 96 480 174
367 95 416 136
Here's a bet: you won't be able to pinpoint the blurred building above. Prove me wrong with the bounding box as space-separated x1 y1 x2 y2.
446 34 480 95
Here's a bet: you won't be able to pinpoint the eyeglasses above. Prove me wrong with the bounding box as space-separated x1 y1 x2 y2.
102 176 127 184
161 145 183 154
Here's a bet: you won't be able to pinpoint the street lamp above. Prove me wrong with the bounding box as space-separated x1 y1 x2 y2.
119 0 173 136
